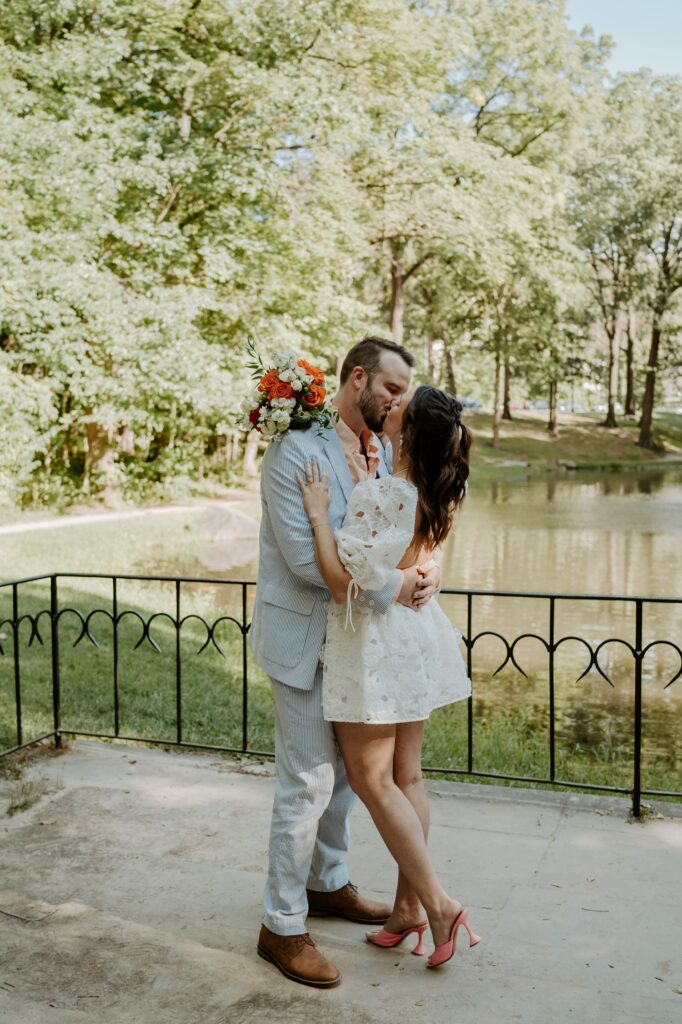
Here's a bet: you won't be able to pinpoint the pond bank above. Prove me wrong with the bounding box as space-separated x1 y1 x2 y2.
464 410 682 475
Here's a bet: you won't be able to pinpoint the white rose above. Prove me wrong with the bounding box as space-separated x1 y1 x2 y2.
273 349 298 370
291 379 303 392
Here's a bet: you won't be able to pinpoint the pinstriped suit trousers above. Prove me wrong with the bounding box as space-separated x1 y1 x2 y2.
262 665 356 936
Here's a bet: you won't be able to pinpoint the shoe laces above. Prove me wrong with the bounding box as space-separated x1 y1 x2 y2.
285 933 314 951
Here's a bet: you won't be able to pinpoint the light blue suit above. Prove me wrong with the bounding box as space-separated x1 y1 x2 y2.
250 425 400 935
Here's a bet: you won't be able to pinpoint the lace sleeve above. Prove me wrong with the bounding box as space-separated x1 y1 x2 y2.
335 477 417 592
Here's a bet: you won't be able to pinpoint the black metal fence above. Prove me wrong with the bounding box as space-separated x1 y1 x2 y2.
1 572 680 817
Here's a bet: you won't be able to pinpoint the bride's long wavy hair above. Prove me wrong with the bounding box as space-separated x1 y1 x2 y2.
400 385 472 549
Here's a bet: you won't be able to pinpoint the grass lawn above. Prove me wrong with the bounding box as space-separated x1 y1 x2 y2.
0 506 254 583
466 410 682 473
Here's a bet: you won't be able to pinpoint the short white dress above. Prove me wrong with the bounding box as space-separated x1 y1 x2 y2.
322 475 471 723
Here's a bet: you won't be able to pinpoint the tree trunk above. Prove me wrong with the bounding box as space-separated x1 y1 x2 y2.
547 380 558 436
84 417 121 507
624 307 637 416
491 335 502 448
502 344 513 420
638 313 662 449
423 337 434 383
180 82 194 140
444 347 456 395
602 317 622 428
389 257 405 344
242 429 261 478
168 399 177 450
119 425 135 455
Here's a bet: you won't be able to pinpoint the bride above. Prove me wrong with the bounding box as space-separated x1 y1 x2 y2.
295 384 480 969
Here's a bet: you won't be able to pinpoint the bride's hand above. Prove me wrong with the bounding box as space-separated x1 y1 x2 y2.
413 559 441 608
295 459 332 524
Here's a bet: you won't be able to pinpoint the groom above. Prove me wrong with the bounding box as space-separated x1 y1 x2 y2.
250 336 441 988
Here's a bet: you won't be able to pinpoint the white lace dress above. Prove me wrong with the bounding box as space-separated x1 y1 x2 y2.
322 475 471 723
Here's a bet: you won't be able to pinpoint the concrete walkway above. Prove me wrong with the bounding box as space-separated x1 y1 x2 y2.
1 741 680 1024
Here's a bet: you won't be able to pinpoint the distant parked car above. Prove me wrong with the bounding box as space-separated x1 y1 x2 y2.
529 400 548 410
595 402 624 414
458 396 482 409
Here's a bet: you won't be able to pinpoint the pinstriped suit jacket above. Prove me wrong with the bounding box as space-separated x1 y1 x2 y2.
249 425 402 690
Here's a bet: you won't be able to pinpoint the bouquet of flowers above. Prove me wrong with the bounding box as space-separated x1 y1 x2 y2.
238 341 337 439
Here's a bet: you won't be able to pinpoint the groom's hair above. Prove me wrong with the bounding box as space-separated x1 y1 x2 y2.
339 336 415 385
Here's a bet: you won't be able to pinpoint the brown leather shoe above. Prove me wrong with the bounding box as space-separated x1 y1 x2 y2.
257 925 341 988
307 882 391 925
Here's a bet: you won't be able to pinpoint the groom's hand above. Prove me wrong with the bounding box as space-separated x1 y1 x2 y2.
412 560 441 609
396 566 422 609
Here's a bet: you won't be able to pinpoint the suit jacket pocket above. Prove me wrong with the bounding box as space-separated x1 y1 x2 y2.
260 582 316 667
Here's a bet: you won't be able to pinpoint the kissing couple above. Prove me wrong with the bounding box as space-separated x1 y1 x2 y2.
250 336 479 987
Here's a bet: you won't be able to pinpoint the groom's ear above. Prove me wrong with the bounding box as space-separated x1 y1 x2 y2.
349 365 367 390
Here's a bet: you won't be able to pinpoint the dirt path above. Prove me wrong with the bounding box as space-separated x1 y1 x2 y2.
0 491 260 538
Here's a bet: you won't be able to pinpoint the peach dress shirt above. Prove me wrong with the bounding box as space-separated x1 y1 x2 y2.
334 417 381 483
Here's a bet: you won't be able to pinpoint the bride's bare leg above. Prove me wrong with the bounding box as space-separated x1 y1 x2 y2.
387 721 429 931
334 721 460 946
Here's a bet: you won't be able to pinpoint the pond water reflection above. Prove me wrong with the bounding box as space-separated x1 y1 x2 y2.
444 467 682 598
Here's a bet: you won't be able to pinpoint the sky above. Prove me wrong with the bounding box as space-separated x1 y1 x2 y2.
565 0 682 76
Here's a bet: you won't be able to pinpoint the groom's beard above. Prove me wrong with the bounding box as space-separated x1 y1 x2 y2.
358 387 387 433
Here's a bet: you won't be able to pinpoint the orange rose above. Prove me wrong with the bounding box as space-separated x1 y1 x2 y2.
297 358 325 385
302 383 326 408
271 381 295 400
258 371 279 394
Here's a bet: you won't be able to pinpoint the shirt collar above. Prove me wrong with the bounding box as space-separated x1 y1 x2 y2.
334 414 363 451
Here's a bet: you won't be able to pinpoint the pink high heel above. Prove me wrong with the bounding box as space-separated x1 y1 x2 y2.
366 922 429 956
426 907 480 968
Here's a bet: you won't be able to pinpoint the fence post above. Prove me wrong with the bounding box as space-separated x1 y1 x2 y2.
466 592 473 774
549 597 556 781
50 575 62 748
176 580 182 744
632 599 643 818
113 577 120 736
12 583 22 747
242 583 249 752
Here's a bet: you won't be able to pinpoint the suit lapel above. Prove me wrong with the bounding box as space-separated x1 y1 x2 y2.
320 428 354 503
